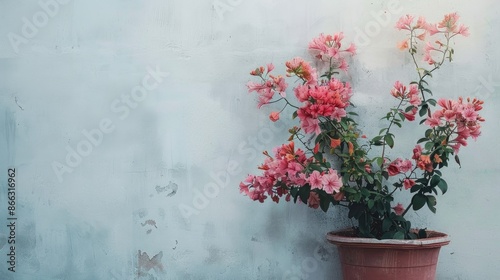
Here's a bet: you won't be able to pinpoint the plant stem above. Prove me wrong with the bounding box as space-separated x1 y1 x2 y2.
380 100 405 168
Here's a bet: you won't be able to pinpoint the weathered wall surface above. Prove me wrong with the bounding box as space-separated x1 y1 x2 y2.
0 0 498 279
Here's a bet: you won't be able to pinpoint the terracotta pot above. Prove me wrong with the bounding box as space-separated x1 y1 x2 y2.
326 229 450 280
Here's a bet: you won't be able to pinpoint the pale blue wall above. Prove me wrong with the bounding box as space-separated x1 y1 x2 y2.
0 0 498 279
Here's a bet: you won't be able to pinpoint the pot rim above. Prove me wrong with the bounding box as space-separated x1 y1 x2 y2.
326 228 450 249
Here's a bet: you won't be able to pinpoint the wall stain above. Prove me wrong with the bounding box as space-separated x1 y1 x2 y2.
137 250 164 278
155 181 178 197
140 219 158 234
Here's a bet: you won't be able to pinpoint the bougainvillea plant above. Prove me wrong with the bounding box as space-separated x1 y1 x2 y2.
239 13 484 239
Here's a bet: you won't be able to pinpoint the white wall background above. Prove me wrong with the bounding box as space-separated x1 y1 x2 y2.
0 0 499 279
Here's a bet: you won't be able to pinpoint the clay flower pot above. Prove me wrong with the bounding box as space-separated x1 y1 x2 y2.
326 229 450 280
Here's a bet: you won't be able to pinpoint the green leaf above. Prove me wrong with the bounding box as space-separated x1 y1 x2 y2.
292 111 298 119
419 104 428 117
367 199 374 210
393 231 405 240
298 185 311 204
403 220 411 231
438 179 448 194
371 135 383 142
427 98 437 106
430 175 441 187
412 193 427 211
425 141 434 151
384 134 394 148
314 152 323 162
410 184 423 193
418 228 428 238
382 218 393 232
291 188 299 203
417 137 428 144
455 155 461 167
366 175 374 184
405 105 416 112
427 195 437 213
408 232 418 240
381 231 395 239
343 187 357 194
320 195 330 212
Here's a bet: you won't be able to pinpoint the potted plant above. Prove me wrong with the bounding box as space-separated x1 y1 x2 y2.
239 13 483 279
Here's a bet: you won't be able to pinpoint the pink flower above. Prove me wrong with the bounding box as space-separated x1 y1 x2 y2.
423 52 436 65
300 116 321 135
412 145 422 160
461 107 478 122
403 178 416 190
267 63 275 73
392 203 405 215
457 25 470 36
425 114 442 127
395 15 414 30
308 32 352 60
270 75 288 96
332 191 344 202
364 164 372 173
391 81 405 98
387 158 413 176
401 108 417 121
344 43 357 55
397 39 409 50
294 84 310 102
322 169 342 194
387 163 400 176
415 16 428 29
399 159 413 173
269 112 280 122
250 66 265 76
307 191 320 209
285 57 318 84
338 59 349 73
438 13 460 33
309 171 323 190
426 24 440 36
331 107 347 121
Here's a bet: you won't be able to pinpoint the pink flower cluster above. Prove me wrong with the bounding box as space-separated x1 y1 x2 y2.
247 64 288 108
390 81 421 121
239 142 342 207
308 32 356 71
285 57 318 85
425 97 484 153
295 79 353 135
396 13 469 65
390 81 421 106
387 158 413 177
